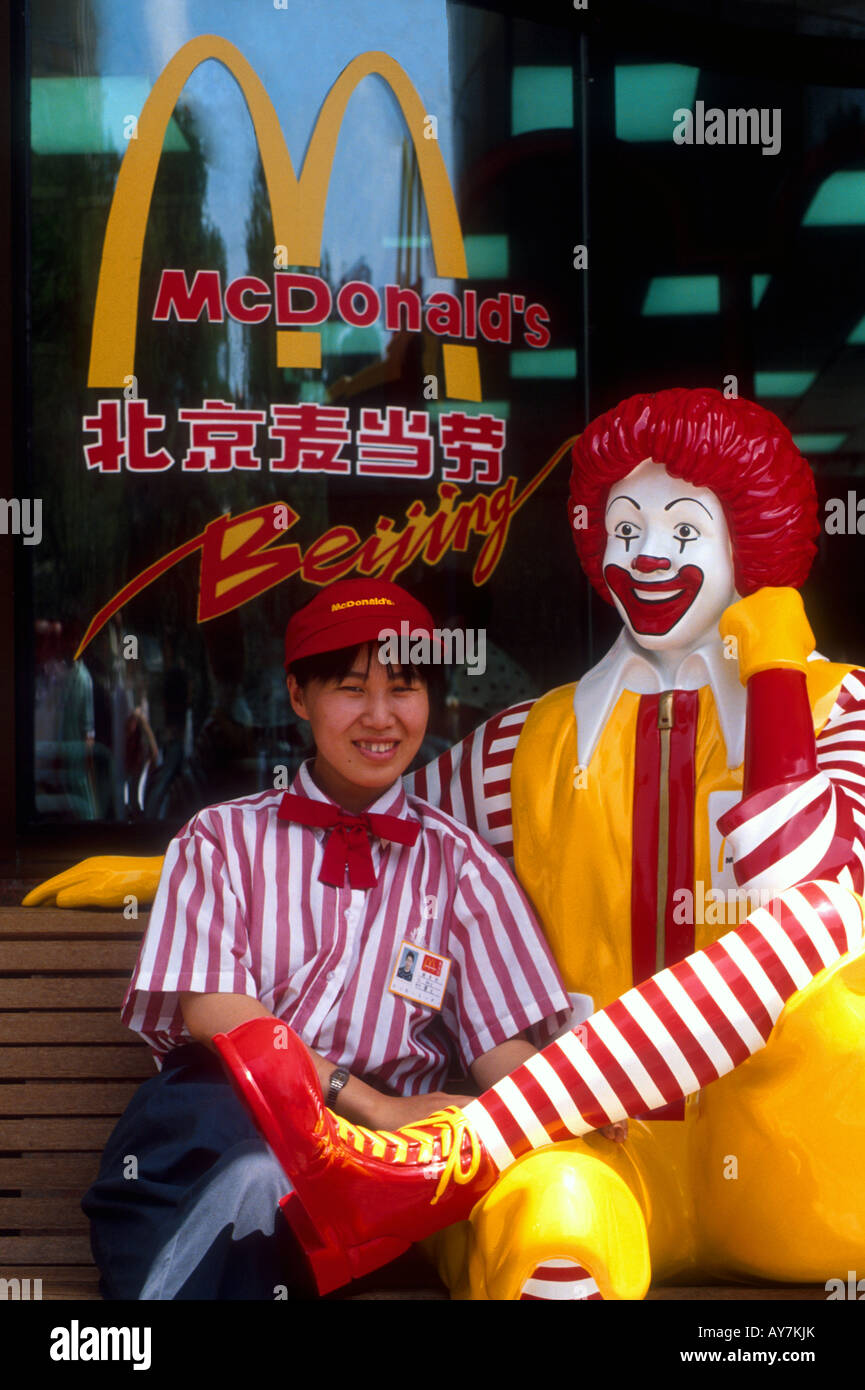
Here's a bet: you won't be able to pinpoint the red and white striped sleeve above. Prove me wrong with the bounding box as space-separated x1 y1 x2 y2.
121 807 258 1052
407 701 536 858
718 668 865 896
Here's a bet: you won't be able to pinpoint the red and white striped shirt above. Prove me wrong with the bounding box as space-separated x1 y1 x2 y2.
123 762 571 1093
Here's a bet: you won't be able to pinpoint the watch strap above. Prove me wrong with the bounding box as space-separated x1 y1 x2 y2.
326 1065 351 1112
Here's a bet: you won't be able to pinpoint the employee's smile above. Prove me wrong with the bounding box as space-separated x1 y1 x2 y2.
353 738 400 762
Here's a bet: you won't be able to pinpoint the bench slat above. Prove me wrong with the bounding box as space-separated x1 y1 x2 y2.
0 1047 153 1079
0 1013 135 1044
1 1236 94 1263
0 980 128 1008
0 1082 139 1114
0 1155 101 1187
3 1272 102 1300
0 1198 89 1228
0 943 139 970
0 1117 120 1150
0 907 147 937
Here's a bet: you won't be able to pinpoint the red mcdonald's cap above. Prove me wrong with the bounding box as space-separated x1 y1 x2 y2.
284 579 436 668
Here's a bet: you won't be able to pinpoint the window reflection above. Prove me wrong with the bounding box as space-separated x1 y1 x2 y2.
21 0 865 829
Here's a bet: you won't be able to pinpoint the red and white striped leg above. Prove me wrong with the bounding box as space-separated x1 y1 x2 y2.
215 878 863 1294
520 1260 603 1301
462 879 863 1170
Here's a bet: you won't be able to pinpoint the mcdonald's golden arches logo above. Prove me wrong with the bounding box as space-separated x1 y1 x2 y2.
87 37 482 400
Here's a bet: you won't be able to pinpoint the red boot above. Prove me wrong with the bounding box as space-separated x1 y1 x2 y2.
213 1017 498 1295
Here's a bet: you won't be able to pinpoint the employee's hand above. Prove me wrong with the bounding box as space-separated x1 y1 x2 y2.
719 587 815 685
599 1120 628 1143
371 1091 477 1130
22 855 165 909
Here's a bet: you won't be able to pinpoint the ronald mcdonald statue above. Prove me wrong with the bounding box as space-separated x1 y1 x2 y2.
29 388 865 1300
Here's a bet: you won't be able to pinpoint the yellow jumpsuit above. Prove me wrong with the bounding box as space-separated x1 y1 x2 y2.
437 659 859 1299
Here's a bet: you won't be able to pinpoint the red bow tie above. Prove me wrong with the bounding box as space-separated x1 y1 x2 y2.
277 792 420 889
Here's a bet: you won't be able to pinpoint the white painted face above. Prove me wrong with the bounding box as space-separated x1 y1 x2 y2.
602 459 738 652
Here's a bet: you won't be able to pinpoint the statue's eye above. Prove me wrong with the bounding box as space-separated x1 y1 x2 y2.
613 521 640 550
673 522 700 551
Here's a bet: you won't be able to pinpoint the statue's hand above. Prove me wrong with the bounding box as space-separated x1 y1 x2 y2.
720 587 815 686
22 855 165 909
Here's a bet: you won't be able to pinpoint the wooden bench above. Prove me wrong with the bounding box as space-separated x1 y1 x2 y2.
0 902 449 1301
1 902 826 1303
0 904 151 1299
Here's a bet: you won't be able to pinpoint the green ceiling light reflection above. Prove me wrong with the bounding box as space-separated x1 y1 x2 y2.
614 64 700 142
510 349 577 378
754 371 817 397
297 380 328 401
31 77 188 154
642 276 720 315
425 401 511 422
320 322 386 356
511 67 573 136
793 433 847 453
752 274 770 308
802 171 865 226
464 235 510 278
846 314 865 344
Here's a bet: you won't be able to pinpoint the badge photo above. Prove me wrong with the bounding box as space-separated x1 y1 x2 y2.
389 939 452 1011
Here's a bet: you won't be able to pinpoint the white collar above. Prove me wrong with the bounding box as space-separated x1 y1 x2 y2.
574 628 747 771
293 759 412 821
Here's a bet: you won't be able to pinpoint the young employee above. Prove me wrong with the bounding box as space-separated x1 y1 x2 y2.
82 579 573 1299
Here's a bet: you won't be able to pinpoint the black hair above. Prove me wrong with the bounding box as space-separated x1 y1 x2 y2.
288 640 444 698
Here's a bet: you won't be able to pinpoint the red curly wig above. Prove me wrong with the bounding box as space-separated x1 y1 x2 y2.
570 388 819 603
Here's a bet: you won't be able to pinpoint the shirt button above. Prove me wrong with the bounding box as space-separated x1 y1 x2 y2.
326 970 335 981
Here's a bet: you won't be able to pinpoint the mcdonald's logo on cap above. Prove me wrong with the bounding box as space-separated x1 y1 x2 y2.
87 36 481 401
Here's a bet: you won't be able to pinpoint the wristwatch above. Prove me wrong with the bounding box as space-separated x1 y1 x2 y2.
326 1065 351 1113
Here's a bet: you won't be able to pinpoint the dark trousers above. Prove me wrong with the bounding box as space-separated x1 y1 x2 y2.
82 1044 315 1300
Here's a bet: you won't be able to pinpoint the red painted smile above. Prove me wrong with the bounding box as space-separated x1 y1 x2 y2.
604 563 704 635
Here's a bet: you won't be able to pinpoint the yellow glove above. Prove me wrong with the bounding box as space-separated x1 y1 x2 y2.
719 587 815 686
22 855 165 909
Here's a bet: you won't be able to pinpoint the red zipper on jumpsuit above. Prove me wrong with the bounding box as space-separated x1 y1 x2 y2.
630 689 699 1120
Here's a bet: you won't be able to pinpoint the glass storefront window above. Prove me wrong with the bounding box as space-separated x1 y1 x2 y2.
9 0 865 849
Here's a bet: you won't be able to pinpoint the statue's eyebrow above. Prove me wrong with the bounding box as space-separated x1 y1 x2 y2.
664 497 713 518
606 494 640 514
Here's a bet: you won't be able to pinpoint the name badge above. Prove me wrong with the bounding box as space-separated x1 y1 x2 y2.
389 938 451 1011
